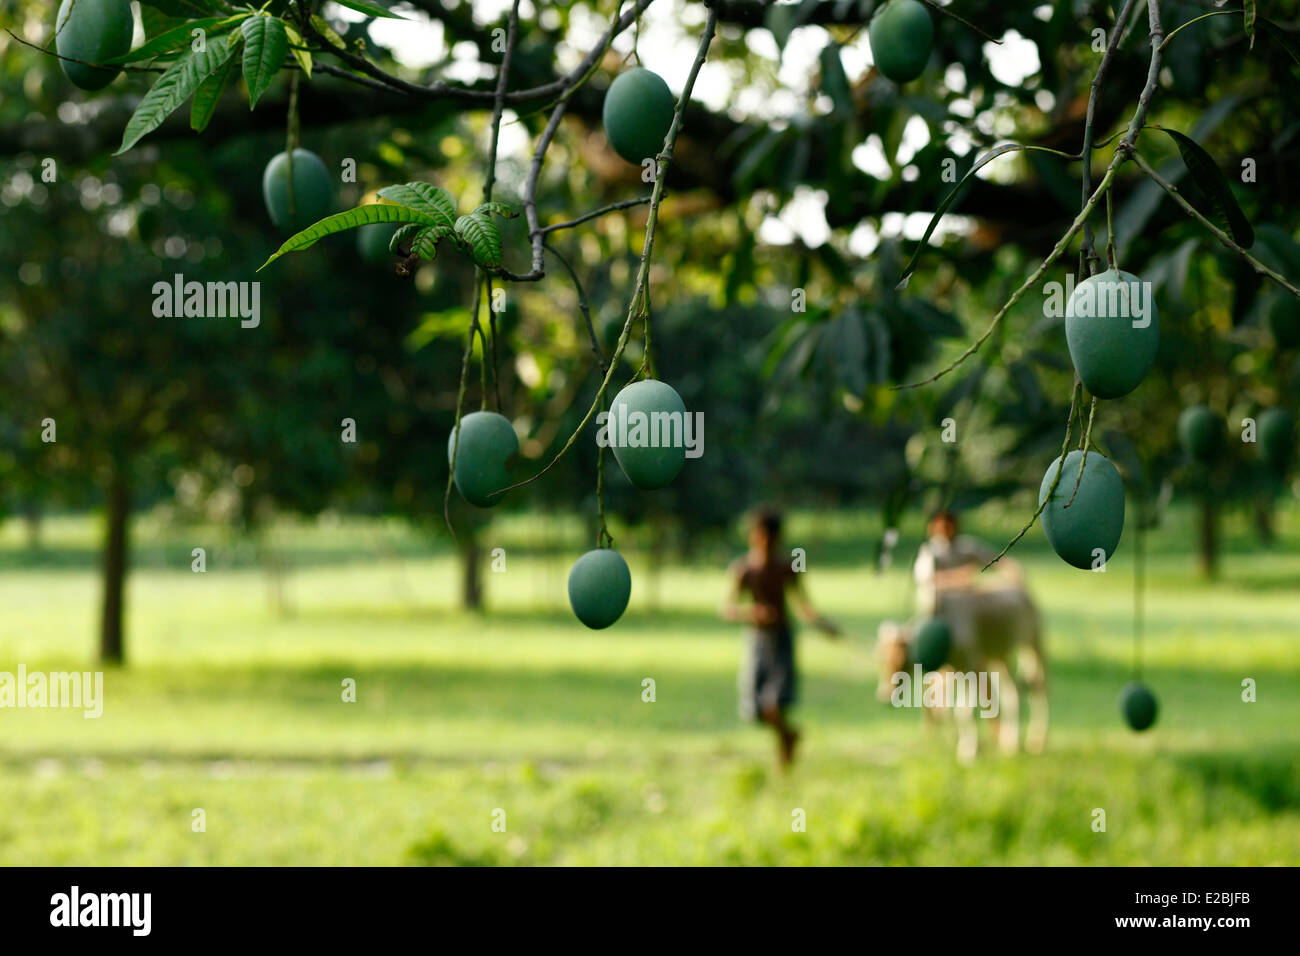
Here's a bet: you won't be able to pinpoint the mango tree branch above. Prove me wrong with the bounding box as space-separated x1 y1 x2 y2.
544 240 609 378
1158 9 1239 52
1130 150 1300 299
982 379 1082 571
1119 0 1166 150
483 0 522 204
1080 0 1140 268
919 0 1004 44
540 198 653 235
303 0 657 106
1065 396 1098 508
894 162 1121 390
489 6 719 497
480 0 521 412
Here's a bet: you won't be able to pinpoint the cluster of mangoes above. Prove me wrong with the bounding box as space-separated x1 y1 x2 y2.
450 380 689 631
1178 404 1296 471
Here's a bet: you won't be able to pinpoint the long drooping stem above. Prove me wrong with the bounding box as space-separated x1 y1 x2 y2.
492 7 719 497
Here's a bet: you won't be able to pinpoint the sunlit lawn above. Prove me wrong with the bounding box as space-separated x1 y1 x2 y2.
0 504 1297 864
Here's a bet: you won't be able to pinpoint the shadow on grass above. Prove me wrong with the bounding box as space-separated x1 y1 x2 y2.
3 645 1294 768
1172 749 1300 815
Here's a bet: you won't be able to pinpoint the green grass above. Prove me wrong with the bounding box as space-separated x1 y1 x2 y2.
0 504 1297 865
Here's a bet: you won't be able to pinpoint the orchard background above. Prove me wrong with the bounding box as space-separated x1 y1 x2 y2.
0 0 1298 864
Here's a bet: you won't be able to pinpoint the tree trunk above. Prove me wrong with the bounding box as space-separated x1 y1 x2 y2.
1253 497 1276 545
1198 495 1219 580
21 499 41 551
99 464 130 664
261 536 293 618
461 530 483 611
647 522 665 612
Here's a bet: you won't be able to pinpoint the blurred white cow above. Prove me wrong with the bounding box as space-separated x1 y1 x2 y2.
875 511 1049 762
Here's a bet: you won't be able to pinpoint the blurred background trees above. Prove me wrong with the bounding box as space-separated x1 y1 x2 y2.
1 0 1297 661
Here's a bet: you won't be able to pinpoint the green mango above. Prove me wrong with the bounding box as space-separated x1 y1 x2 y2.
55 0 134 92
357 223 400 265
1178 405 1224 462
602 68 676 165
607 379 688 490
448 411 519 508
567 549 632 629
1119 681 1158 732
868 0 933 84
261 149 334 233
1258 407 1296 471
1039 449 1125 570
1065 269 1160 399
912 618 951 672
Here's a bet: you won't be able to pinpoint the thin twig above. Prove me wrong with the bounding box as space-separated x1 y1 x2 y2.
1130 150 1300 299
444 280 485 541
540 198 652 235
1119 0 1166 150
919 0 1004 44
895 163 1121 390
6 29 164 73
490 7 719 497
1065 397 1097 507
544 241 608 376
983 379 1082 571
300 0 657 108
1158 9 1238 52
483 0 522 204
1080 0 1140 266
480 0 521 414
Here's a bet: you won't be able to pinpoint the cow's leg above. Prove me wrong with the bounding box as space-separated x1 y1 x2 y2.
992 661 1020 753
954 692 978 764
1021 640 1049 754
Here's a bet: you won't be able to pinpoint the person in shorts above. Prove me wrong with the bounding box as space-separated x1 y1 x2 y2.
720 507 839 770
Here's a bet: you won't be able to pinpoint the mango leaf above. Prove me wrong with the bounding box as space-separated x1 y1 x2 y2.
1115 94 1241 261
284 23 312 78
897 143 1074 288
819 43 854 118
390 222 422 253
378 183 457 228
472 201 517 220
1152 126 1254 248
190 37 240 132
102 16 227 63
138 0 222 17
115 36 236 154
732 127 785 193
409 223 457 261
454 213 503 269
259 203 459 270
820 311 866 397
140 7 190 40
1257 17 1300 68
310 14 347 50
331 0 408 19
242 16 289 109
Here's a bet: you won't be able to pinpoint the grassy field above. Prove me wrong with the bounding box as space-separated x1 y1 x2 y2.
0 503 1298 865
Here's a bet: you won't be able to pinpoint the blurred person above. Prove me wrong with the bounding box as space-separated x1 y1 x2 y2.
913 509 1023 614
720 507 840 770
875 509 1046 759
